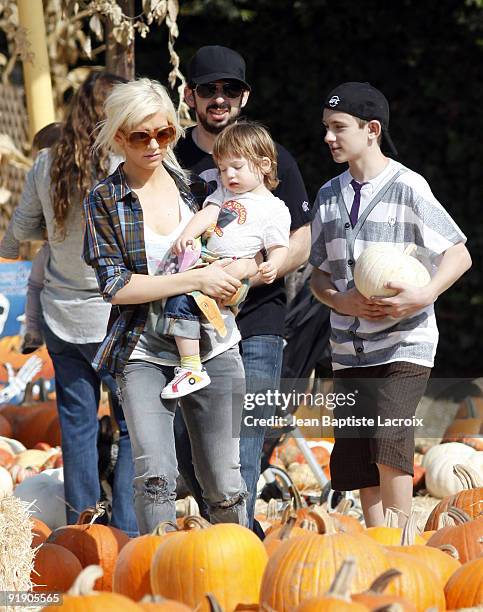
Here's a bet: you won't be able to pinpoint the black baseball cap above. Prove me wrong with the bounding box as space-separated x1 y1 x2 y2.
324 82 398 156
187 45 250 90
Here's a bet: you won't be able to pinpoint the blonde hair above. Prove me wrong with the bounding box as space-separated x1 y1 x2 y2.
94 78 185 176
212 121 279 191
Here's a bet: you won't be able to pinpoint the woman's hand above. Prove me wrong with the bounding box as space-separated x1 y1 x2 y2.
197 260 241 300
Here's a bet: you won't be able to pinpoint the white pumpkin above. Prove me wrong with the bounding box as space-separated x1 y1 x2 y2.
354 244 431 298
14 467 66 529
425 448 483 499
0 435 27 454
422 442 476 469
0 465 13 497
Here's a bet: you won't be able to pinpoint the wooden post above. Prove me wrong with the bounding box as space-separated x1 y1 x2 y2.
105 0 135 79
16 0 56 142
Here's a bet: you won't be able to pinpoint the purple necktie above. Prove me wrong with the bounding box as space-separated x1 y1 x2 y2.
349 179 366 227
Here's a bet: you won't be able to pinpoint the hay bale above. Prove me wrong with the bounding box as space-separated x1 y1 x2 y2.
0 496 35 611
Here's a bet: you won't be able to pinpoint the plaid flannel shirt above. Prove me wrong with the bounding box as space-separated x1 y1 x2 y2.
83 162 212 375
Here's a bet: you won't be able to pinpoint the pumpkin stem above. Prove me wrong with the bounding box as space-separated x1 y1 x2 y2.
299 516 319 533
183 515 212 530
67 565 103 596
465 396 478 418
365 569 402 594
77 501 107 525
400 511 422 545
383 507 400 528
206 593 223 612
326 557 356 600
334 498 352 515
307 507 338 534
373 605 405 612
266 498 279 522
453 464 483 489
403 243 417 256
438 544 460 559
151 520 179 535
437 512 456 529
278 514 298 540
447 506 472 524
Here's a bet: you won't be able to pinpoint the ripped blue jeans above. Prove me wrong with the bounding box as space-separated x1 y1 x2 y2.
117 347 247 533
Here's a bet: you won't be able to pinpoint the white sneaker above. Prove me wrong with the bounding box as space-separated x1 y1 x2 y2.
161 366 211 399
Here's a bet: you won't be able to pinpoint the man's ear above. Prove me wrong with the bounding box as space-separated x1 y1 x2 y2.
241 89 250 109
184 85 196 109
367 119 382 139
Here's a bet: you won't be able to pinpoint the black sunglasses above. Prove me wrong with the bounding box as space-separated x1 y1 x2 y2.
194 82 245 99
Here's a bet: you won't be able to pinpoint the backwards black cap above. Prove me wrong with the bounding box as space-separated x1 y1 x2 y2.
187 45 250 90
324 82 398 156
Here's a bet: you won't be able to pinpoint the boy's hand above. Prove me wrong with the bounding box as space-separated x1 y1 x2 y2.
173 235 197 256
258 261 277 284
370 282 435 319
333 287 388 320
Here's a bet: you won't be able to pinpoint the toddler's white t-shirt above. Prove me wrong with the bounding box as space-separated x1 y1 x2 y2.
203 186 291 258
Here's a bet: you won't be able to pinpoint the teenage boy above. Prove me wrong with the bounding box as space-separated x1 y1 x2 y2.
310 81 471 527
174 45 311 531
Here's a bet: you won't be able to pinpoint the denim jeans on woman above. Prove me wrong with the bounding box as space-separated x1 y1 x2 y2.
42 322 138 537
174 334 284 529
117 347 247 534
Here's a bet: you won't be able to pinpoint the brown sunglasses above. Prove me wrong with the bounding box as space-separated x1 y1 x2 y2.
122 125 176 149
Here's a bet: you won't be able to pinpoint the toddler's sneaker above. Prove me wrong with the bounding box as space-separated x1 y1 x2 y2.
20 331 43 355
161 366 211 399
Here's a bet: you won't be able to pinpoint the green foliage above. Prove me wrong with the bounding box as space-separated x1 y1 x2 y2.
137 0 482 377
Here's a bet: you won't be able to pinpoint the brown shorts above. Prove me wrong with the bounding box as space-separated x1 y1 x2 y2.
329 361 431 491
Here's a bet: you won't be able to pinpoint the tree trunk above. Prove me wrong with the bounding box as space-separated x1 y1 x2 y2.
105 0 135 79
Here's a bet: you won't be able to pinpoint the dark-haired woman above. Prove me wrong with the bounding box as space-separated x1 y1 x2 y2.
12 71 138 536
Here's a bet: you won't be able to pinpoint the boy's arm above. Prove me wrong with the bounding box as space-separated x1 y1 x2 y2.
173 204 220 254
310 268 388 320
372 242 472 319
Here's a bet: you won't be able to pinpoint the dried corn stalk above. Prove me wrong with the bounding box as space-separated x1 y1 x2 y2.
0 0 185 114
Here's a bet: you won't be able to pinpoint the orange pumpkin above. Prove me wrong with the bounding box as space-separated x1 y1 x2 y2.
352 569 416 611
426 508 483 564
31 543 82 592
295 559 368 611
41 565 142 611
138 595 193 611
263 513 320 557
31 516 52 548
365 508 426 546
388 543 460 585
259 515 388 612
444 396 483 450
0 414 12 437
0 401 58 447
113 522 178 600
425 464 483 530
46 505 129 591
444 557 483 609
383 551 446 610
150 517 268 611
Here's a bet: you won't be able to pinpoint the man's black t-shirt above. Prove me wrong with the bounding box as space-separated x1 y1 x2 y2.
175 127 311 339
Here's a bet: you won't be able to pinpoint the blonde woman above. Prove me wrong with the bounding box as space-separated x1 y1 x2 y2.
83 78 248 533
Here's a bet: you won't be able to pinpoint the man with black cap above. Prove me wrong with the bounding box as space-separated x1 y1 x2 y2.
310 81 471 528
174 45 311 533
